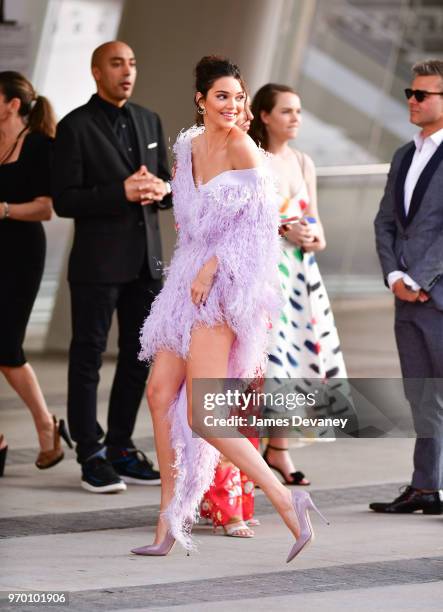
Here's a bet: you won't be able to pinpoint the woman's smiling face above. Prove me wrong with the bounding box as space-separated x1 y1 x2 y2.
197 76 246 129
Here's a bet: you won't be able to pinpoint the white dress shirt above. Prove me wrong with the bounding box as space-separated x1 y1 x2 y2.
388 127 443 292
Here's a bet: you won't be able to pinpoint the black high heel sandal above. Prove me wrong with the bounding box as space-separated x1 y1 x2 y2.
263 444 311 486
0 434 8 477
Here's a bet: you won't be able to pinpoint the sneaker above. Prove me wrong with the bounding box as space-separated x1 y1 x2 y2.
81 456 127 493
109 448 161 485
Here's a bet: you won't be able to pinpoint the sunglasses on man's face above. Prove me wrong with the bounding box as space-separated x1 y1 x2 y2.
404 88 443 103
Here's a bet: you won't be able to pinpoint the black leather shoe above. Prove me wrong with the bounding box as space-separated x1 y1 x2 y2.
369 486 443 514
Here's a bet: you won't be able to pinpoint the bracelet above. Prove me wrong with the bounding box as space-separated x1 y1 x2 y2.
164 181 172 195
1 202 9 220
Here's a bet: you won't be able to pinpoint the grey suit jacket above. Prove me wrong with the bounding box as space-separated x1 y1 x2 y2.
374 140 443 310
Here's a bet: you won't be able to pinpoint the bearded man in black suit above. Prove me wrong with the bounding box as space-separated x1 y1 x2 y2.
53 41 171 493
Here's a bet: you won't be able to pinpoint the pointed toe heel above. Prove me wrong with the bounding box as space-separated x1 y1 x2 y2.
131 531 176 556
286 490 329 563
308 497 330 525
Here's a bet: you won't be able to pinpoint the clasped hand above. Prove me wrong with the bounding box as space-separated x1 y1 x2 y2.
392 278 429 303
281 218 325 252
191 257 218 306
124 165 167 205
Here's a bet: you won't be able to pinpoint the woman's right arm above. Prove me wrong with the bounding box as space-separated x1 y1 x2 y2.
190 255 218 305
281 218 315 246
0 197 53 222
189 131 261 305
298 154 326 251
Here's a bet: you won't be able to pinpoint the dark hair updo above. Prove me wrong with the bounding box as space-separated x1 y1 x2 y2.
0 71 56 138
194 55 245 125
249 83 298 151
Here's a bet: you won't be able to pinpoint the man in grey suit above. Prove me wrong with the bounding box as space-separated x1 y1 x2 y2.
372 59 443 514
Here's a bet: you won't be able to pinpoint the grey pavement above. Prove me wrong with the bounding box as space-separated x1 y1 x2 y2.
1 297 442 611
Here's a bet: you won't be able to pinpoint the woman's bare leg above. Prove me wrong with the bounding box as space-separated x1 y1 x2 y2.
186 325 300 539
0 363 54 451
146 350 185 544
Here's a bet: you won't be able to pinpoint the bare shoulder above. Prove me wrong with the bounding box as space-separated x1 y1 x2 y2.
190 132 204 151
227 127 262 170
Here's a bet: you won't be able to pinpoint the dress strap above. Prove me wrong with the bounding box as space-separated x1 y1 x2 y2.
294 149 306 182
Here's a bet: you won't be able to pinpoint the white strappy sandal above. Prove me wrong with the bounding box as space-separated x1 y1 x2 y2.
222 520 254 538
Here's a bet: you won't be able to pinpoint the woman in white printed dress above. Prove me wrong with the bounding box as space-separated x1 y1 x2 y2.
250 83 348 486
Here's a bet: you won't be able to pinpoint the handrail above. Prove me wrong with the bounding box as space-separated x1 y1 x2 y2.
317 163 390 177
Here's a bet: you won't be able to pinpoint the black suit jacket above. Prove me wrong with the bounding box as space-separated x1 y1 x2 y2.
53 95 172 283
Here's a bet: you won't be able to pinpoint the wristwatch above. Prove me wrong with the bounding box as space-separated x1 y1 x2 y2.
1 202 9 220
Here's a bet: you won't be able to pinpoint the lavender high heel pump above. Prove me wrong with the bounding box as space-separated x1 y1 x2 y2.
286 489 330 563
131 531 176 556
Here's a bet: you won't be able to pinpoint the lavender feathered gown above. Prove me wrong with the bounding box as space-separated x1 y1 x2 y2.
139 126 281 549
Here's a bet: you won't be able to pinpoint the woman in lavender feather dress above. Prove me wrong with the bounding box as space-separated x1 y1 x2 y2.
131 57 328 559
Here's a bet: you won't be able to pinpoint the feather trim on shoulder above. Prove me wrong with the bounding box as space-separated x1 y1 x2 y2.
173 124 204 156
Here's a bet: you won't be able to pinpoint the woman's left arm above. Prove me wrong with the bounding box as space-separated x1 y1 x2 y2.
0 197 53 222
302 154 326 252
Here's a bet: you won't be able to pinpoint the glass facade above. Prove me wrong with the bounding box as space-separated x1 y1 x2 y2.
21 0 443 345
315 173 388 295
274 0 443 166
271 0 443 296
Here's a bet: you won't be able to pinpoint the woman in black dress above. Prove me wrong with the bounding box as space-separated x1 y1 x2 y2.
0 71 71 474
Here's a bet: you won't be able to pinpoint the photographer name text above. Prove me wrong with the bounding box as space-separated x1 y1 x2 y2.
203 415 348 428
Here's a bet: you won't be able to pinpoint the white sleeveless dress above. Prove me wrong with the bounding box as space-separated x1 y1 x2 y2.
264 179 351 438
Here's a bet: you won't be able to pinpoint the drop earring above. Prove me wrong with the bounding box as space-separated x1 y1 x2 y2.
197 106 206 115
